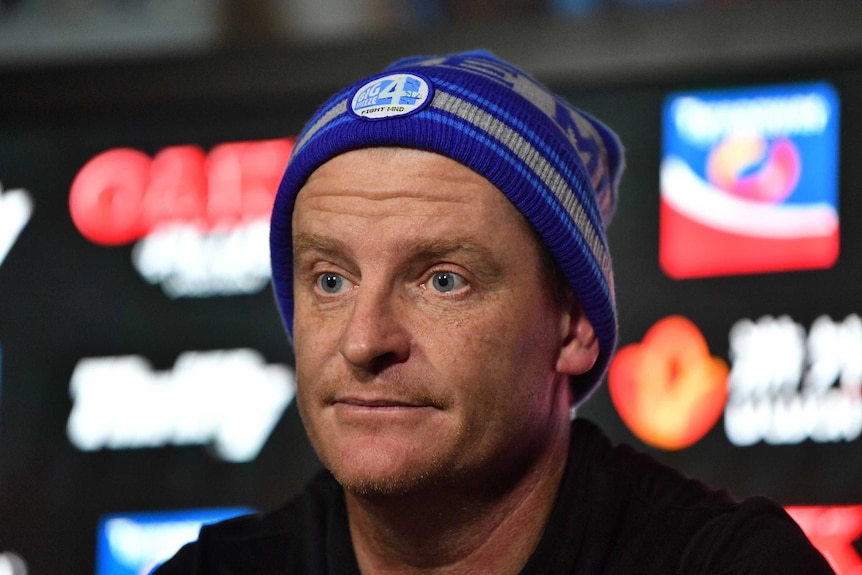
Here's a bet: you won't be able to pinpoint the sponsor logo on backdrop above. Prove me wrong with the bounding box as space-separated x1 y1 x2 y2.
786 505 862 575
0 182 33 269
608 315 729 450
726 314 862 446
67 348 295 462
69 138 294 298
609 313 862 450
97 508 252 575
660 82 840 278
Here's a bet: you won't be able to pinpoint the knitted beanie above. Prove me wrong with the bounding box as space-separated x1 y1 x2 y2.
270 50 624 405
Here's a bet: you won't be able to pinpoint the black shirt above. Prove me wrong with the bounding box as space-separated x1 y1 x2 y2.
153 418 834 574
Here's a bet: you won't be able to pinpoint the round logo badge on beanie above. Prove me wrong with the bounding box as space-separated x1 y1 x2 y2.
349 73 433 120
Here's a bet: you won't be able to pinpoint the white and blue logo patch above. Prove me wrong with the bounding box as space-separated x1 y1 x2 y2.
350 73 433 120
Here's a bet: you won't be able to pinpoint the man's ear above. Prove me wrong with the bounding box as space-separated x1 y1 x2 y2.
556 302 600 376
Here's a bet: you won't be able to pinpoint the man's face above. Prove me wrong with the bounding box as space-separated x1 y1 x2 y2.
291 147 574 496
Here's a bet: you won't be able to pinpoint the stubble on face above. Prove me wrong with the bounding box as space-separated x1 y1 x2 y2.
298 365 459 495
295 337 481 497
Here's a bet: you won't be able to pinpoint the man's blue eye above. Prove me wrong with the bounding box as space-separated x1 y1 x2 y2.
318 273 346 294
430 272 465 293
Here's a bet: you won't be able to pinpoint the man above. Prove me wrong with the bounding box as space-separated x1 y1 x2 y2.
153 51 833 574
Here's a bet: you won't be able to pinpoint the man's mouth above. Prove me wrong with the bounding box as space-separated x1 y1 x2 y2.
334 396 429 409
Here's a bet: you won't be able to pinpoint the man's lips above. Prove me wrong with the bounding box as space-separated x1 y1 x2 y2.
331 396 434 409
326 393 445 428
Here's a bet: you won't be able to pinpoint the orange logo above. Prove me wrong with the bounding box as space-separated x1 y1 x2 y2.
608 316 729 450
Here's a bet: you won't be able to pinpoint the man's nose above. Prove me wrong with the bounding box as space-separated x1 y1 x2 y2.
339 284 411 373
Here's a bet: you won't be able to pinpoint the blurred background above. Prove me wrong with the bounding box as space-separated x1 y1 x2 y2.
1 1 862 573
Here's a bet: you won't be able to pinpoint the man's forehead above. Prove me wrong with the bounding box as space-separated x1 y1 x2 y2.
293 147 545 259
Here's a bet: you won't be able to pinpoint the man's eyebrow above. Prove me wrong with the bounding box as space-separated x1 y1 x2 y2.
294 234 490 259
405 239 505 280
293 234 503 278
407 239 491 260
293 234 349 260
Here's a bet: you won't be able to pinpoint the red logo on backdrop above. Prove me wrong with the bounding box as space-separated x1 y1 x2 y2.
70 139 294 245
786 505 862 574
608 316 729 450
69 139 295 297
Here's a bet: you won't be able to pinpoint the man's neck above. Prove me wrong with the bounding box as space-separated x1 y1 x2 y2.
344 422 571 575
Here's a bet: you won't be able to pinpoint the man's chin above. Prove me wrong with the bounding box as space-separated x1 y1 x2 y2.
325 442 451 498
336 470 434 498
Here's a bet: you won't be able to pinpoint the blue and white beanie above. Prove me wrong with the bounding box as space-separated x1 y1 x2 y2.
270 50 624 405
